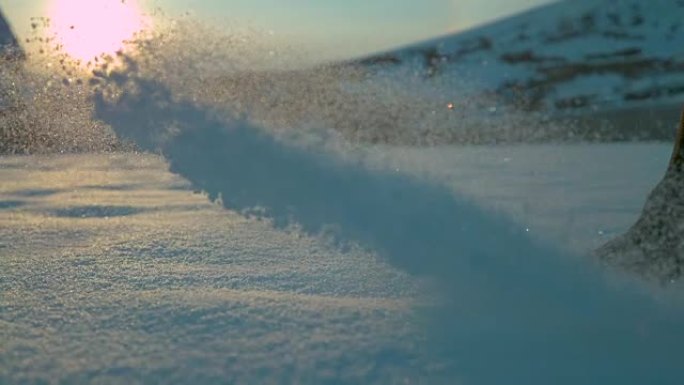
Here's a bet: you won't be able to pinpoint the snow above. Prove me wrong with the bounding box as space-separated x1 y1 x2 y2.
2 141 683 384
363 143 671 253
2 65 670 384
2 3 684 382
0 154 424 385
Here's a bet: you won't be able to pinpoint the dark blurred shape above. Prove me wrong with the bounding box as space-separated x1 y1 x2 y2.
670 107 684 169
0 6 28 154
597 105 684 281
0 7 23 59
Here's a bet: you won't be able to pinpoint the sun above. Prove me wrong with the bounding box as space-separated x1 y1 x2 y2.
48 0 148 63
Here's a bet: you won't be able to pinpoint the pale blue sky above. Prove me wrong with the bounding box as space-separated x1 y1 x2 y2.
1 0 555 60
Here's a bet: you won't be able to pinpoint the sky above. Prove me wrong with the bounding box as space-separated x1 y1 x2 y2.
0 0 556 61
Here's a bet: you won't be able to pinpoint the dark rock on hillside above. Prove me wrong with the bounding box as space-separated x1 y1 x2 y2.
596 106 684 282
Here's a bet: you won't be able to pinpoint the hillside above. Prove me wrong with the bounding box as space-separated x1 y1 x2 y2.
354 0 684 139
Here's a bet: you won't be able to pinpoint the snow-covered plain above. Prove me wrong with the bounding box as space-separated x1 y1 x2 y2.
0 154 425 385
2 141 682 385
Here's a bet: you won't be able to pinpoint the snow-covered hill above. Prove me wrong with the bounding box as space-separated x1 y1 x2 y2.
355 0 684 135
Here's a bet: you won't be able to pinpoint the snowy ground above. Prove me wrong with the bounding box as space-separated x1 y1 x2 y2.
367 143 671 253
0 154 427 384
0 143 680 384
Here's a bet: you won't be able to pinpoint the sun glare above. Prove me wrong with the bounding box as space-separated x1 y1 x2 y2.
48 0 147 63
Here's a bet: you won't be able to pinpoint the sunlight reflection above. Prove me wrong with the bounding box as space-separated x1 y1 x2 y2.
48 0 148 63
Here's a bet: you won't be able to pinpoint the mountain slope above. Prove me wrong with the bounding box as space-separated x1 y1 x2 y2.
355 0 684 137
